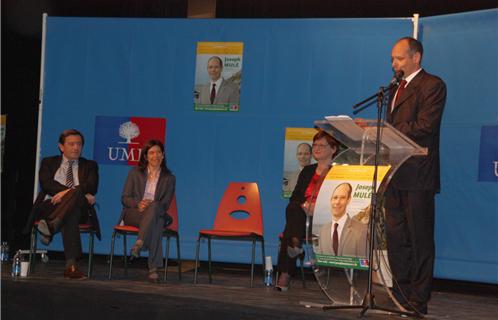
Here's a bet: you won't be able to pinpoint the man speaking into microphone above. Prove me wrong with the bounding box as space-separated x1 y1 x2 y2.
385 37 446 315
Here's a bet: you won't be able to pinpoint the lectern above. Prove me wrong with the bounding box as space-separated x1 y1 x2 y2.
300 116 427 316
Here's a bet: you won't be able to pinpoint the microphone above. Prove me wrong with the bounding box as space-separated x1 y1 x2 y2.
352 70 404 111
390 70 404 86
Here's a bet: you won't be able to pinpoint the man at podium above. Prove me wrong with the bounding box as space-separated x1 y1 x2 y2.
385 37 447 315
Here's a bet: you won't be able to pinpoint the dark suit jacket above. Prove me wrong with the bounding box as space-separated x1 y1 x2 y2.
120 167 176 222
23 155 100 238
289 163 318 204
387 69 446 191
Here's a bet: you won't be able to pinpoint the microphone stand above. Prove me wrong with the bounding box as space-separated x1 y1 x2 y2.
349 81 421 318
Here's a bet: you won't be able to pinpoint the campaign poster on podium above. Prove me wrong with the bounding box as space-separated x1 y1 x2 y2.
312 165 390 270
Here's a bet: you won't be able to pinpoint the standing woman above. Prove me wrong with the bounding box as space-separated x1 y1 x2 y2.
120 140 176 282
276 131 339 291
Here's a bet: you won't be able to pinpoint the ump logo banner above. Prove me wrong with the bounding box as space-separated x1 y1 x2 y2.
94 116 166 166
478 125 498 182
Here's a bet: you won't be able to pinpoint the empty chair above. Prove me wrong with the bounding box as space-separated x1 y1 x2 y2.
194 182 265 287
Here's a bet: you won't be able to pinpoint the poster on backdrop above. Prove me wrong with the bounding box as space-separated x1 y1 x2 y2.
193 42 243 112
282 128 318 198
312 165 390 270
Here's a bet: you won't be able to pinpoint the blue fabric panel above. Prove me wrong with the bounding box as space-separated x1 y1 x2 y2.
420 9 498 284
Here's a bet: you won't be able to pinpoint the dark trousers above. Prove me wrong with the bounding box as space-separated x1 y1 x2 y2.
38 188 87 262
385 187 435 305
123 202 165 270
277 201 307 275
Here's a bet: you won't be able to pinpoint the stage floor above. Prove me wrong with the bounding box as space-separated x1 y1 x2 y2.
2 255 497 320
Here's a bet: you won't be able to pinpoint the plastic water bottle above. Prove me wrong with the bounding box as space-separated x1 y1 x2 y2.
1 242 9 262
0 242 6 262
11 250 21 278
264 256 273 287
264 268 273 286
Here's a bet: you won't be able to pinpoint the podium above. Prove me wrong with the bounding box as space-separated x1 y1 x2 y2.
316 116 426 175
300 116 427 315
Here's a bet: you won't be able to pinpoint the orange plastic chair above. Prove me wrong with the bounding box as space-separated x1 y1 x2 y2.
108 195 181 281
193 182 265 287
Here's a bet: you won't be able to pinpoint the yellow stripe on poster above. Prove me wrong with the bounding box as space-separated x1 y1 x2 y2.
285 128 318 141
197 42 244 55
326 165 391 181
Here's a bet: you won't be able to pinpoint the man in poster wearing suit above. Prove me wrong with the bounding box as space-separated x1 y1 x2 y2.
198 56 240 105
317 183 367 258
24 129 99 279
385 37 446 315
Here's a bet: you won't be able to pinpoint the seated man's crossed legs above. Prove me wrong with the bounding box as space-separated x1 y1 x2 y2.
36 188 89 279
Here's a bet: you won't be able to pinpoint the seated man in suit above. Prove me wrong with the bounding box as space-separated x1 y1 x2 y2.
24 129 99 279
197 56 240 105
317 183 367 258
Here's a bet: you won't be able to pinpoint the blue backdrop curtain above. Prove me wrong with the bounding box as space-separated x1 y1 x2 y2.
39 10 497 283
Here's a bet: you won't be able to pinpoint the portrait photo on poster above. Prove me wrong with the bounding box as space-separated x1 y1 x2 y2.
282 128 318 198
193 42 243 112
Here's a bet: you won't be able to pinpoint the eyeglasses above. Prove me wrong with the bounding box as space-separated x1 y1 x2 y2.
312 143 330 149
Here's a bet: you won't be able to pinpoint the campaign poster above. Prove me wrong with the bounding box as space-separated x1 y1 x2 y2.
312 165 390 270
193 42 243 112
282 128 318 198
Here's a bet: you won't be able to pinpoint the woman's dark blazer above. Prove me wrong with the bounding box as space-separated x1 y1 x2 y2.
289 163 318 204
120 166 176 222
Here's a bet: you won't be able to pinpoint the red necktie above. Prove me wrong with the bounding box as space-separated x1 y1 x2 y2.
332 223 339 256
395 80 407 103
210 83 216 104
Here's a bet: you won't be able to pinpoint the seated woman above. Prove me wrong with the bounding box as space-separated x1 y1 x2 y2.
276 130 339 291
120 140 176 282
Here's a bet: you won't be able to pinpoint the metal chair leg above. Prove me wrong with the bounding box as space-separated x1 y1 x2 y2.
299 256 306 288
28 226 38 275
261 239 266 282
193 235 201 284
108 231 117 280
261 239 265 276
207 237 212 283
250 239 256 288
88 231 94 278
164 236 171 282
123 234 128 277
176 234 182 280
